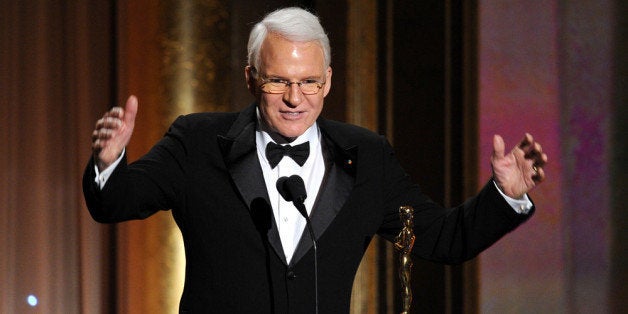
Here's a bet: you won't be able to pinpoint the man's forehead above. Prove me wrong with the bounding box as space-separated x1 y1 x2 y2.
258 36 326 75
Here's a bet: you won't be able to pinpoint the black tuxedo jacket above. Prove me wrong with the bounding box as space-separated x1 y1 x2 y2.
83 103 533 313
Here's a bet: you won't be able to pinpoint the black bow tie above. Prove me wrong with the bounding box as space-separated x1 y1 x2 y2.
265 141 310 168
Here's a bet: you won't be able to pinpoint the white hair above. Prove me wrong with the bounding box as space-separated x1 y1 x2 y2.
247 7 331 71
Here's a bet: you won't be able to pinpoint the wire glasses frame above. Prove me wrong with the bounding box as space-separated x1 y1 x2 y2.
251 67 326 95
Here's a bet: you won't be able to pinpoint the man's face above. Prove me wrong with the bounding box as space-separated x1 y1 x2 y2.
246 33 332 139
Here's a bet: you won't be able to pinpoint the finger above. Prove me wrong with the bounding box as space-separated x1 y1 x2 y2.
518 133 534 155
534 152 548 168
532 166 546 182
91 130 111 144
122 95 138 127
527 141 541 159
492 134 506 160
92 139 101 151
518 133 533 148
100 128 113 139
95 115 110 129
103 116 122 129
518 134 536 159
92 137 107 151
109 107 123 119
525 142 542 158
526 142 549 169
95 117 122 131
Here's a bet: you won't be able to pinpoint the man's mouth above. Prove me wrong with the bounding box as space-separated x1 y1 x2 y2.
281 111 303 119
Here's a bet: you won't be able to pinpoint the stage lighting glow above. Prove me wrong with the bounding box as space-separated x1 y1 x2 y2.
26 295 38 307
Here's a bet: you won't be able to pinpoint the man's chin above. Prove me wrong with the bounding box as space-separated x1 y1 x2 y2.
275 126 307 141
276 131 301 142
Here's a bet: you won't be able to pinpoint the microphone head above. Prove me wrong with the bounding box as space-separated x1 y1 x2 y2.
276 176 291 202
286 175 307 203
276 175 308 218
276 175 307 202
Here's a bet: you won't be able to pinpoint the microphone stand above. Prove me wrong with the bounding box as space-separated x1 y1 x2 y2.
293 200 318 314
277 176 319 314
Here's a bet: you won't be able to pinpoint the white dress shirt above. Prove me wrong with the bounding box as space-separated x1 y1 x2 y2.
255 117 325 264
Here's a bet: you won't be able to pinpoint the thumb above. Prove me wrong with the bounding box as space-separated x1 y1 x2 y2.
122 95 138 127
492 134 505 160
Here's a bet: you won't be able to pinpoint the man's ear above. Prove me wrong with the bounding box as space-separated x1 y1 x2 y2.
245 66 256 95
322 66 333 97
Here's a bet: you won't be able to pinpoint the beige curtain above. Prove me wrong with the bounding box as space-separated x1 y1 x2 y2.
0 1 115 313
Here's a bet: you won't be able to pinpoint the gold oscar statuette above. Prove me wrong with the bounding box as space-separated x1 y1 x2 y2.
394 205 415 314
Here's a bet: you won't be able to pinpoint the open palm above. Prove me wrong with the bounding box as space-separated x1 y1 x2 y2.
491 133 547 199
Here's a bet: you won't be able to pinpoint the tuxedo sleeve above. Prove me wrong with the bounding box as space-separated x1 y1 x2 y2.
82 116 189 223
375 137 534 265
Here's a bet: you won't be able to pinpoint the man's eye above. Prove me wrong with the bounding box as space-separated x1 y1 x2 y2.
302 79 319 84
268 78 288 84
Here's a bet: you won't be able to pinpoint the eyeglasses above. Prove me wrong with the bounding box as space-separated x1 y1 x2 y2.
249 66 324 95
250 67 326 95
258 77 325 95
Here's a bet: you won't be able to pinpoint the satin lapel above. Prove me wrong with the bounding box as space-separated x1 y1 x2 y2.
289 121 358 266
217 104 287 264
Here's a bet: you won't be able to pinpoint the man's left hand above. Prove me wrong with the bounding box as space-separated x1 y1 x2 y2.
491 133 548 199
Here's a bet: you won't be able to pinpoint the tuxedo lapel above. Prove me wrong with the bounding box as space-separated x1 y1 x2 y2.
217 104 287 264
217 104 266 210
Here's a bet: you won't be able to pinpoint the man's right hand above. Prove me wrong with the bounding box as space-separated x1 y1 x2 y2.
91 95 138 171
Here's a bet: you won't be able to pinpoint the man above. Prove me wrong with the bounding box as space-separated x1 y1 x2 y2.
84 7 547 313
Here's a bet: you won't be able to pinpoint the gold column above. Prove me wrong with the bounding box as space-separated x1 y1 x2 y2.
345 1 382 313
161 0 231 123
158 0 231 312
117 1 230 313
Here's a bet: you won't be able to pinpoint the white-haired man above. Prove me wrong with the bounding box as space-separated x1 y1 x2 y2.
85 7 547 313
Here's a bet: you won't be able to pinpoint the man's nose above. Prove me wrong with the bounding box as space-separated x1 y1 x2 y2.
283 82 303 106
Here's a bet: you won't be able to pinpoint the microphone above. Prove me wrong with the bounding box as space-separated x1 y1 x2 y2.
276 175 318 314
276 175 308 217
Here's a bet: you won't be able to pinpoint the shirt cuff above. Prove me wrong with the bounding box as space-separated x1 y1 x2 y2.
93 149 125 190
493 180 533 214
